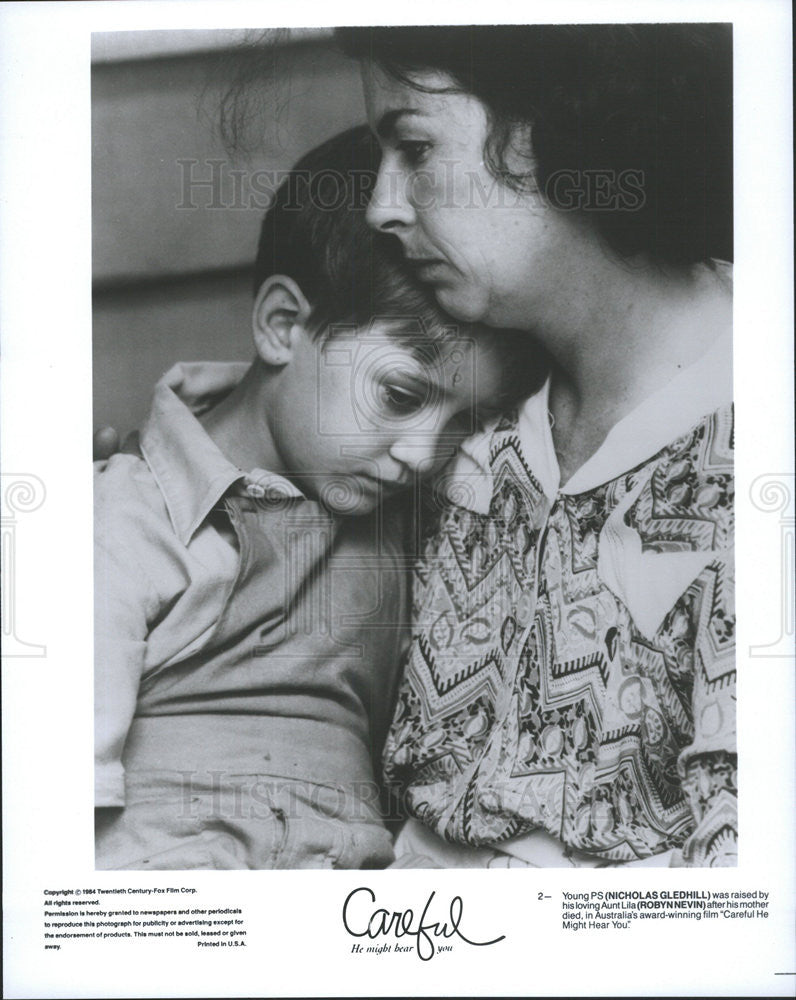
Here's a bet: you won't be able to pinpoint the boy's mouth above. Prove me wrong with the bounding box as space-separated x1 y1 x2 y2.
360 473 410 494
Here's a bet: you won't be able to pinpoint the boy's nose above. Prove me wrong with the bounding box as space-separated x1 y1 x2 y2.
366 163 416 233
388 434 448 476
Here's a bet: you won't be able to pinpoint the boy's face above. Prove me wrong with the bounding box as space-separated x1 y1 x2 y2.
266 321 506 514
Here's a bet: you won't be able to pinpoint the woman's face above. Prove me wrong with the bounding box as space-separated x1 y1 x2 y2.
361 63 584 329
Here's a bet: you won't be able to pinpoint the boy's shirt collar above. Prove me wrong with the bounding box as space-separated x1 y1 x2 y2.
444 324 733 512
140 361 304 544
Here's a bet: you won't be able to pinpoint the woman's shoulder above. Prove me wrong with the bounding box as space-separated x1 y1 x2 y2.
652 402 734 500
627 402 734 554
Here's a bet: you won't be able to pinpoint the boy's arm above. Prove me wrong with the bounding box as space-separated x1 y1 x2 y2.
94 459 158 808
94 590 147 807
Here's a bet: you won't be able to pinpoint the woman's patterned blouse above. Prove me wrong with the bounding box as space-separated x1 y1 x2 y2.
383 400 736 867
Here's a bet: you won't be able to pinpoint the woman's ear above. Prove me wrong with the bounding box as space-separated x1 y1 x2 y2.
504 123 538 189
252 275 313 365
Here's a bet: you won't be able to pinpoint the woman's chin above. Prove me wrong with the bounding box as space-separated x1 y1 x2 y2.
432 284 489 325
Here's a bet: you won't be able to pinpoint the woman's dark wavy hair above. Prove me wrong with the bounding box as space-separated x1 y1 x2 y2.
336 24 733 266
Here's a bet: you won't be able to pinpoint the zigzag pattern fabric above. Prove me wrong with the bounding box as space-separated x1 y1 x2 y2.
384 404 736 866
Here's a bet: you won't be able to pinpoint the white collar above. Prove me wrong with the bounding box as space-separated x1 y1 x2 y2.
141 361 304 544
445 324 733 512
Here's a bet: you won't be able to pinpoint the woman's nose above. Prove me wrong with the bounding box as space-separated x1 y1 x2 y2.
366 161 416 232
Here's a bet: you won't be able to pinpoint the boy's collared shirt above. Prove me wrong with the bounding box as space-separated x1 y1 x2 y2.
95 362 407 807
138 360 305 546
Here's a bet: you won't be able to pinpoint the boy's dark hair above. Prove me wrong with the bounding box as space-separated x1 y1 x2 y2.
254 125 441 333
253 125 547 402
335 24 733 267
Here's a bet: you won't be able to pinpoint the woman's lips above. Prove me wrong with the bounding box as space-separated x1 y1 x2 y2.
407 257 448 281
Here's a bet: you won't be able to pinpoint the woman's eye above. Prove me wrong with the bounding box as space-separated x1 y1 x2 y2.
380 383 426 415
397 140 432 165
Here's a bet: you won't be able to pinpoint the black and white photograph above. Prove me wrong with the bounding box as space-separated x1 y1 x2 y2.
92 21 739 873
2 2 794 997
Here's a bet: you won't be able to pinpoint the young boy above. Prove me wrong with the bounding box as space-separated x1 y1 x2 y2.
94 126 541 870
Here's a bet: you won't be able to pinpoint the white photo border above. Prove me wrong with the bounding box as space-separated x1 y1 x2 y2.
2 1 793 997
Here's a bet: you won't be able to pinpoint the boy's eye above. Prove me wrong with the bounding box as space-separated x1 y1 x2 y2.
379 382 427 416
397 140 432 165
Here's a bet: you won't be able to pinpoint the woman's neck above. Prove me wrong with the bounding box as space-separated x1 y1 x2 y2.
542 255 732 484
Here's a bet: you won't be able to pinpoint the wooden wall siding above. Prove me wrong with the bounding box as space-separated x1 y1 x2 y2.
92 32 365 435
91 29 332 65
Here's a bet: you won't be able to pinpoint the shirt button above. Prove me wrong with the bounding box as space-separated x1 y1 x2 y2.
243 469 272 499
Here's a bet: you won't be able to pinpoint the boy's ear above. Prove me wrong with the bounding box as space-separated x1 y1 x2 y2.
252 275 313 365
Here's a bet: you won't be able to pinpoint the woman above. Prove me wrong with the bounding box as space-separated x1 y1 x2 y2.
336 24 735 867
